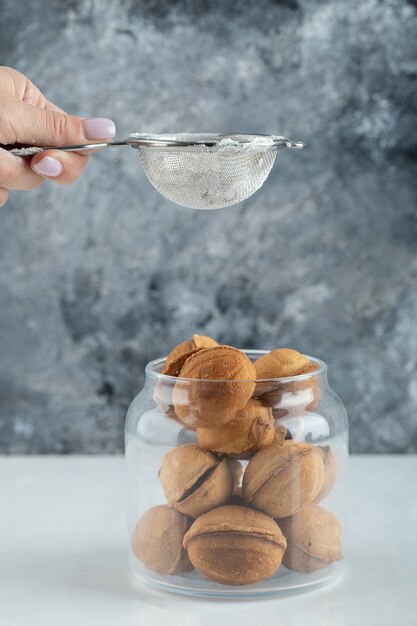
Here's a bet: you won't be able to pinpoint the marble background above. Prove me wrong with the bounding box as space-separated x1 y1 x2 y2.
0 0 416 453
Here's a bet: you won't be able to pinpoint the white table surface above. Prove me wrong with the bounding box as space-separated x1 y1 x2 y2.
0 455 416 626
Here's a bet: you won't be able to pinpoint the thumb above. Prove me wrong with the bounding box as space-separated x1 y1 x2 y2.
1 97 116 147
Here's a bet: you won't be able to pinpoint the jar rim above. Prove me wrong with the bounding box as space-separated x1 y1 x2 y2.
145 349 327 384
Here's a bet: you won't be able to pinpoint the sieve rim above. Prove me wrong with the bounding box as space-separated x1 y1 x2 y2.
126 133 304 152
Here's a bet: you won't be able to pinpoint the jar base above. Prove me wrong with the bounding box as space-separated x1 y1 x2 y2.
130 558 343 598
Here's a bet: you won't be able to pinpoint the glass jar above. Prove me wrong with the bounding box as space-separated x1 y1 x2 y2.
125 350 348 598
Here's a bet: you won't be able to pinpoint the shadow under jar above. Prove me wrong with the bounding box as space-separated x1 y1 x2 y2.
125 350 348 598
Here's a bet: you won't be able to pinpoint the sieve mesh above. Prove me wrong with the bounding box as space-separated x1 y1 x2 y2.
129 134 279 210
139 148 277 209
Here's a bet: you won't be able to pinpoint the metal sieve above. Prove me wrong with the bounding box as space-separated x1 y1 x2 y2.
9 133 304 210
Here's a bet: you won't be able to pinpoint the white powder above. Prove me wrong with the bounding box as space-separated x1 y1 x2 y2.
128 133 276 153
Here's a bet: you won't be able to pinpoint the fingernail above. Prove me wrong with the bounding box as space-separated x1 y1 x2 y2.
82 117 116 140
32 156 63 178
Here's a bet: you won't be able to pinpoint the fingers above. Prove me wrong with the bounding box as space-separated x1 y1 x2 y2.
0 187 8 207
0 66 40 102
0 67 117 197
31 150 89 185
0 67 66 111
0 146 89 190
0 148 43 190
0 96 115 147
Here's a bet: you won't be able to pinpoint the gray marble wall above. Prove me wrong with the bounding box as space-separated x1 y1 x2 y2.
0 0 416 453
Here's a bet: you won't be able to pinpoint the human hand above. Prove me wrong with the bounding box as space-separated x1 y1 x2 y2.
0 66 116 207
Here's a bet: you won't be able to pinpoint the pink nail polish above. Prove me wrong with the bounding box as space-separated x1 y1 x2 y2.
32 156 63 178
83 117 116 140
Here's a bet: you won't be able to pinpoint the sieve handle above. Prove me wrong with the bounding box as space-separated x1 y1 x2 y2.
6 140 129 157
272 137 305 150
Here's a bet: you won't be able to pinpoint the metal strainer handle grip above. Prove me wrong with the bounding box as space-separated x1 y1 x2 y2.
7 140 129 157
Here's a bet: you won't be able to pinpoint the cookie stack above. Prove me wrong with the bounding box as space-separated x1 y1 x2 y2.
131 335 342 586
